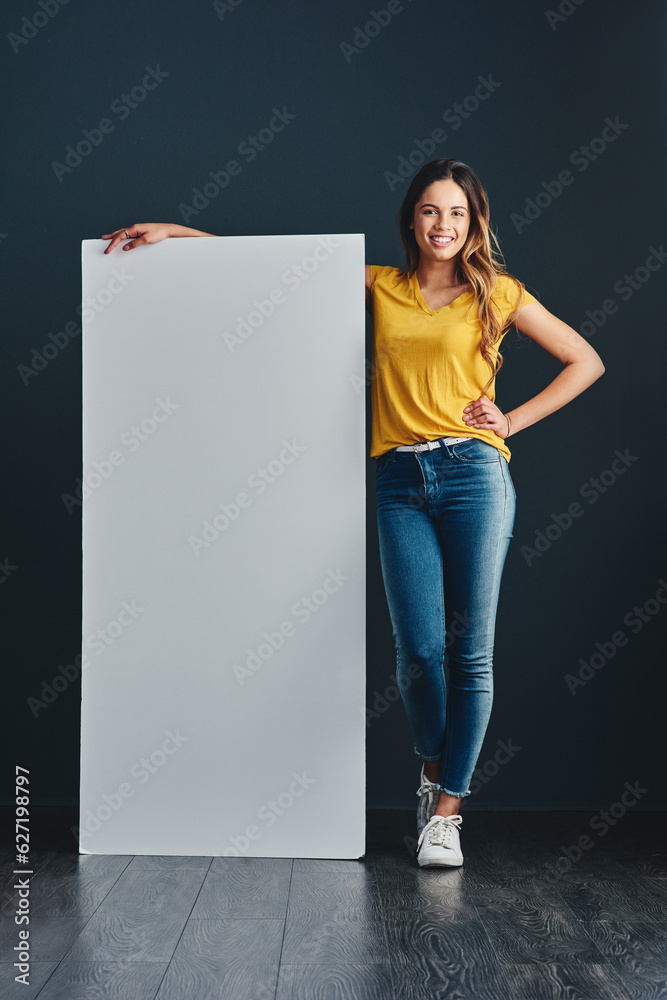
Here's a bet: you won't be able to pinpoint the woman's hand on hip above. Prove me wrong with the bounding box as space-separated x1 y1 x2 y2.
101 223 173 254
463 394 509 438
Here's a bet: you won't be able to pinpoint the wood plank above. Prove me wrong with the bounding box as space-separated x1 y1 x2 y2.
40 855 133 876
281 909 389 966
1 850 57 874
469 882 606 964
0 915 91 964
65 869 206 963
26 871 128 919
15 960 168 1000
190 864 291 919
155 917 284 1000
449 816 594 884
602 958 667 999
293 858 368 872
495 962 629 1000
127 856 213 871
606 853 667 878
208 856 292 876
276 964 395 1000
287 871 383 919
384 912 513 1000
579 918 667 965
374 870 482 919
551 874 667 923
1 961 59 1000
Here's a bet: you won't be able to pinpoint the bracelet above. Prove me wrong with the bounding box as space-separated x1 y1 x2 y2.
505 413 512 438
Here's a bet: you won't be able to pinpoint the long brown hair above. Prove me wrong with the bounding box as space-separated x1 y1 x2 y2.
398 158 530 393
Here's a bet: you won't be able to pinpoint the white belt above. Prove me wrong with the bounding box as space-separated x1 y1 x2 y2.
395 437 471 453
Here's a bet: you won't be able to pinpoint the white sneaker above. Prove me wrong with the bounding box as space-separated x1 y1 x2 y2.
416 764 440 836
417 814 464 867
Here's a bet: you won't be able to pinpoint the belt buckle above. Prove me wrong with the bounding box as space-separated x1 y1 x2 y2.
413 440 436 453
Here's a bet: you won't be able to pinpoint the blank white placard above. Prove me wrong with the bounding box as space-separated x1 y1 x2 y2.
79 234 366 857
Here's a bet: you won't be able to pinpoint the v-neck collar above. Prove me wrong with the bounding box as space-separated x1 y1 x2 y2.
411 272 474 316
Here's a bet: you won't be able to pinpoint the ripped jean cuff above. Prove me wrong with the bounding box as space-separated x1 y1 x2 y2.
428 783 472 798
414 747 472 798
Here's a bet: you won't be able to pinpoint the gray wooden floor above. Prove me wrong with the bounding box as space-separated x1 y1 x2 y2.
2 808 666 999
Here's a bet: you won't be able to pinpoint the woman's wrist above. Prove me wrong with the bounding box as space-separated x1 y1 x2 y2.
502 409 522 438
504 412 512 438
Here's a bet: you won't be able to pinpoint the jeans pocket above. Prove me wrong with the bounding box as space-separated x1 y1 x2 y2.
375 452 393 478
450 437 501 463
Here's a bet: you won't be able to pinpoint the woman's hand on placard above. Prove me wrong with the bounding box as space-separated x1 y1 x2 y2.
101 223 174 254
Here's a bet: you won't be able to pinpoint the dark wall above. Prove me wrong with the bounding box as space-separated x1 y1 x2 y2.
4 0 665 811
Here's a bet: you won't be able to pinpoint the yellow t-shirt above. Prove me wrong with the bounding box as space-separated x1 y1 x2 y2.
369 266 537 462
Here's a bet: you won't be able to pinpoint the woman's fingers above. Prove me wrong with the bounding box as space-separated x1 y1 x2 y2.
462 394 504 432
463 400 489 422
101 228 133 254
101 224 143 253
101 223 171 253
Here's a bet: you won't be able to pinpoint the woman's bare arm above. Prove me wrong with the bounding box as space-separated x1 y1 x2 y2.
505 300 605 434
101 223 218 254
463 300 605 437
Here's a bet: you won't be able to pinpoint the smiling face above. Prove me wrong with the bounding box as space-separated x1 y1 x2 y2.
409 178 471 265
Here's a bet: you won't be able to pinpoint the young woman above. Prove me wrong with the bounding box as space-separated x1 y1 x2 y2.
101 158 604 868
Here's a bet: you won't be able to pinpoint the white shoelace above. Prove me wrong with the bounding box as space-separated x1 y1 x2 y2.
416 775 439 833
416 778 438 809
417 813 463 851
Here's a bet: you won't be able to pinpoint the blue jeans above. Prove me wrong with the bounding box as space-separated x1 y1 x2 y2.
375 436 516 799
